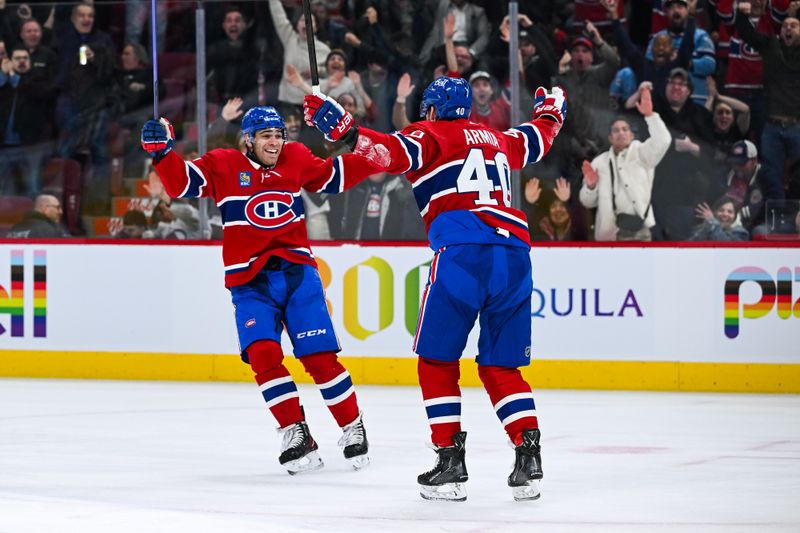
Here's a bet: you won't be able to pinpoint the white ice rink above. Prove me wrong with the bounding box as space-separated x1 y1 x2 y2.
1 379 799 532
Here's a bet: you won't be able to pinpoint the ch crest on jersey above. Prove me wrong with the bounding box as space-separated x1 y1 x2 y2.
245 191 297 229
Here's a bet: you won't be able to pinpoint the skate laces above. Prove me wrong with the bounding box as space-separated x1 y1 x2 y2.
338 412 365 448
280 422 307 452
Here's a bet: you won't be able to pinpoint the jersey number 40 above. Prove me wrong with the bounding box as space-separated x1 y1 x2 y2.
455 148 512 207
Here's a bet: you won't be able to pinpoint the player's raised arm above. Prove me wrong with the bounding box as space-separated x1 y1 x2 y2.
503 86 567 170
303 92 433 176
140 117 216 199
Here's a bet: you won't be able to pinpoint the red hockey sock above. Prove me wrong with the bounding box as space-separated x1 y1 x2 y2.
300 352 359 427
247 340 303 429
478 365 538 446
418 357 462 448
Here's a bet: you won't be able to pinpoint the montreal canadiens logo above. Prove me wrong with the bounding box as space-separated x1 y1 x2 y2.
245 191 297 229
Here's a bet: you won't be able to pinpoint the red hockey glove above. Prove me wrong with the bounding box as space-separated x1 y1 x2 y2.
532 86 567 125
303 93 354 142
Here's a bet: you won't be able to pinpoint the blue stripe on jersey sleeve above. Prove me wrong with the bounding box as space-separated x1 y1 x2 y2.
180 161 208 198
394 133 423 172
511 124 543 165
316 156 343 194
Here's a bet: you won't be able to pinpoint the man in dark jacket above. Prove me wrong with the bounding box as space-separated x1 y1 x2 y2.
0 46 52 196
7 194 69 238
329 172 425 240
736 2 800 201
54 2 116 215
652 67 716 240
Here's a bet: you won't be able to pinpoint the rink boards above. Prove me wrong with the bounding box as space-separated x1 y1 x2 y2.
0 241 798 392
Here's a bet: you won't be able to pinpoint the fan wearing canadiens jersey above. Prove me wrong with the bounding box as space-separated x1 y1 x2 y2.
304 77 566 502
140 106 381 475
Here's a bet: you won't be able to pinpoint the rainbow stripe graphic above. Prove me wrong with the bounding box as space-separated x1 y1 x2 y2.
33 250 47 337
0 250 24 336
724 267 775 339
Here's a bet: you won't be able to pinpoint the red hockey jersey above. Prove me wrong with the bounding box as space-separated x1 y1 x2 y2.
574 0 625 29
355 117 561 248
153 143 380 287
715 0 788 92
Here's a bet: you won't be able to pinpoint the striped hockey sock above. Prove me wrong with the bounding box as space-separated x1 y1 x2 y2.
478 365 538 446
247 339 304 429
418 357 462 448
300 352 359 427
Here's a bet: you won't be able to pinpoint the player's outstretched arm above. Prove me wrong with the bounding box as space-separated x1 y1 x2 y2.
505 86 567 169
141 117 215 199
303 92 414 175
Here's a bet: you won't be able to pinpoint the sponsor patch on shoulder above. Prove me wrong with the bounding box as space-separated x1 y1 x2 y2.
245 318 256 328
239 172 251 187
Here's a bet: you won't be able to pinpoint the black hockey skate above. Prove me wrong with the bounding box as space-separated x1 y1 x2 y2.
338 411 369 470
278 421 324 475
418 432 468 502
508 428 543 501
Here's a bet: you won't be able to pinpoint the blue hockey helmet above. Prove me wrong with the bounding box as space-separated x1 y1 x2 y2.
241 106 286 140
419 76 472 120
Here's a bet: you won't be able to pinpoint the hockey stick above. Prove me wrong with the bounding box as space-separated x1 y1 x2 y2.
151 0 159 118
301 0 320 94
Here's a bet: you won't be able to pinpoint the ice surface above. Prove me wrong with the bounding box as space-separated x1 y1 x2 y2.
1 379 799 532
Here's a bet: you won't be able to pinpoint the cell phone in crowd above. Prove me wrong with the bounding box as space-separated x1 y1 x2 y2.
79 45 88 66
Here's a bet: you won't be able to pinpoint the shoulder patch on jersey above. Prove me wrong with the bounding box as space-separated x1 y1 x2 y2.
239 172 251 186
409 130 425 139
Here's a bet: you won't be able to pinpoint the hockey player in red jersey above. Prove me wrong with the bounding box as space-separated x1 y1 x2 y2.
304 77 566 501
140 106 381 474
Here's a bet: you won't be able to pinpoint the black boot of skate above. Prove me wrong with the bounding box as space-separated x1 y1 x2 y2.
278 420 324 475
508 428 543 501
418 431 468 502
338 410 369 470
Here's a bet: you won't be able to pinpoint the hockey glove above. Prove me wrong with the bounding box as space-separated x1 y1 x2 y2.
303 93 354 142
532 86 567 125
141 118 175 160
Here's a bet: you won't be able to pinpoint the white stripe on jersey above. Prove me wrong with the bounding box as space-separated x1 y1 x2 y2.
392 132 423 172
180 160 208 198
419 187 458 217
503 129 528 163
412 159 464 189
225 254 261 272
217 195 251 207
222 215 305 228
317 159 338 193
472 206 529 229
288 246 314 258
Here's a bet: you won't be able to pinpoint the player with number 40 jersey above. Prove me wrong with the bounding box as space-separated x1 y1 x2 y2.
305 77 567 503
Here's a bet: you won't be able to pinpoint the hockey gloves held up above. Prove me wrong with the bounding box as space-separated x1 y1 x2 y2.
533 86 567 125
141 118 175 161
303 93 354 142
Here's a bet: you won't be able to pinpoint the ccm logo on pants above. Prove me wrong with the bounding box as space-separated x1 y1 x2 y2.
297 329 327 339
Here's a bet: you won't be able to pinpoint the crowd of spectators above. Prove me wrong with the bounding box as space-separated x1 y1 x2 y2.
1 0 798 241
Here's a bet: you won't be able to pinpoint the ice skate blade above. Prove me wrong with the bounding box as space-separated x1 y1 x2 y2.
347 454 370 471
284 450 324 475
419 482 467 502
511 480 541 501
